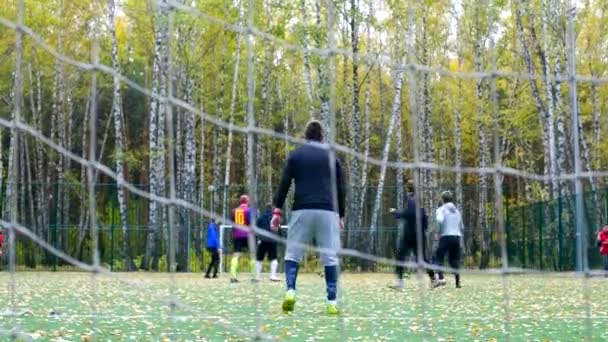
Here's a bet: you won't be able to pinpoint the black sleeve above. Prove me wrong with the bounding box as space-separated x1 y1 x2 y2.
336 157 346 218
393 202 416 219
273 154 293 210
256 215 263 228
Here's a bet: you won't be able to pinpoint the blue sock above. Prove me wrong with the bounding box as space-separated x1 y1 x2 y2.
285 260 299 291
324 265 338 301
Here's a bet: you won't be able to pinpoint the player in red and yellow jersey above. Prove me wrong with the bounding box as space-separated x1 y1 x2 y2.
230 195 255 283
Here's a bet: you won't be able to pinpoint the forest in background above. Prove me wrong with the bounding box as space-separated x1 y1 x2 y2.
0 0 607 271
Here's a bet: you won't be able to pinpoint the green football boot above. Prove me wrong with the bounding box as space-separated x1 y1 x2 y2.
326 303 339 316
282 290 296 313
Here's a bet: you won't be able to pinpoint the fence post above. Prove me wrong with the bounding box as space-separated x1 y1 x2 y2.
605 188 608 224
110 214 115 272
53 181 59 271
558 195 564 271
505 196 511 263
538 203 544 270
520 204 525 267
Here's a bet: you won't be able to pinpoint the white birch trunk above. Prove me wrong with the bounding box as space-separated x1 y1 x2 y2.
259 2 272 204
419 9 435 212
395 112 404 210
515 4 552 199
553 57 568 196
455 56 464 207
315 0 331 138
108 0 135 271
537 1 559 199
33 61 48 239
77 98 89 260
26 63 37 235
300 0 315 118
222 4 244 219
55 49 66 252
369 53 406 241
182 74 196 271
591 82 600 170
358 0 373 229
349 0 361 241
212 34 228 213
144 3 167 270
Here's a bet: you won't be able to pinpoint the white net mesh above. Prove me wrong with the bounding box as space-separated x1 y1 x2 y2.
1 0 608 340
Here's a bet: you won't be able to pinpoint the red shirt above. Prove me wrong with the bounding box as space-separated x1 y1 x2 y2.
598 229 608 255
0 231 3 248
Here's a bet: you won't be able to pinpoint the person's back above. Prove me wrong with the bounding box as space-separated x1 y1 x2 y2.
206 221 219 249
436 202 463 237
232 203 251 239
205 220 220 278
278 143 344 215
395 195 428 243
229 195 255 282
432 191 463 288
271 120 345 315
389 181 433 289
256 208 275 242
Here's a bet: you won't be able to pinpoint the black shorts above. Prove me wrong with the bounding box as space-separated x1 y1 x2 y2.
233 238 249 253
256 241 278 261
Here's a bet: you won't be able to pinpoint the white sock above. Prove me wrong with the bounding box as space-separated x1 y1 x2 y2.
270 259 278 278
256 261 263 278
397 279 404 288
328 300 337 305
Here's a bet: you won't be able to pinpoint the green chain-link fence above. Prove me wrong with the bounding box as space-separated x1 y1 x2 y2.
1 182 606 272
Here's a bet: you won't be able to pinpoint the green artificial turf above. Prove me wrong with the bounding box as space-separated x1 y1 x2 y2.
1 272 606 341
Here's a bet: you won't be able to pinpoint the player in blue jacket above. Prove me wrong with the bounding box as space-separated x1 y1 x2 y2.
205 219 220 279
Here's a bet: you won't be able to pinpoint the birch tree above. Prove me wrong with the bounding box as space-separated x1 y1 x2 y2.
222 3 244 219
315 0 331 138
300 0 315 118
369 52 407 250
109 0 136 271
357 0 373 231
418 5 435 212
347 0 362 242
143 1 168 270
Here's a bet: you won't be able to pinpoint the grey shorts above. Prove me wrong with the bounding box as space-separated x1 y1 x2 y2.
285 210 341 266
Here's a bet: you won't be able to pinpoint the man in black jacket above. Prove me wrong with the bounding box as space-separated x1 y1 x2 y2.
271 120 345 315
389 180 434 290
255 204 281 282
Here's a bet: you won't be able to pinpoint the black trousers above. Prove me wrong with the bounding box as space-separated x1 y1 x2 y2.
433 235 461 285
256 241 278 261
396 235 433 280
205 248 219 277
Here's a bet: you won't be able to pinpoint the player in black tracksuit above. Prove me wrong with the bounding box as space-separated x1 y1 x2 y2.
389 181 434 290
255 205 281 281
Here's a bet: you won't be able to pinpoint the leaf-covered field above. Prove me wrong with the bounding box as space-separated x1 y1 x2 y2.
1 272 607 341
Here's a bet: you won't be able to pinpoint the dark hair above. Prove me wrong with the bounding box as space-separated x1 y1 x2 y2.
265 203 273 211
406 180 415 194
441 190 453 204
304 120 324 142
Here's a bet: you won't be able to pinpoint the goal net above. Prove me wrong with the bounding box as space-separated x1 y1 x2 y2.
1 0 607 340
